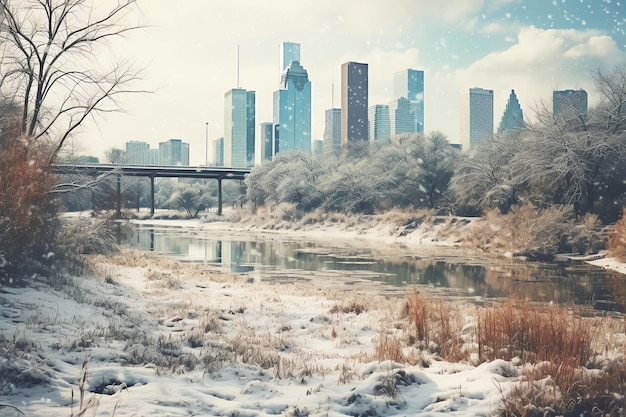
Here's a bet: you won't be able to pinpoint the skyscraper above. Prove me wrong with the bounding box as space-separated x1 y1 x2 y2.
394 69 424 132
125 141 150 165
280 42 300 72
259 122 273 161
341 61 368 144
389 97 415 136
224 88 255 168
553 89 588 120
460 87 494 151
323 108 341 154
498 89 524 133
125 141 160 165
158 139 190 166
273 60 312 154
368 104 390 140
213 137 224 167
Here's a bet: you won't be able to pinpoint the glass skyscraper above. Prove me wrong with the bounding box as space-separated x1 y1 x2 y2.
389 97 414 136
323 108 341 154
368 104 390 140
213 137 224 167
281 42 300 72
259 122 273 161
394 69 424 133
498 89 524 133
341 61 369 144
460 87 494 151
273 60 312 153
553 89 588 120
158 138 190 166
224 88 255 168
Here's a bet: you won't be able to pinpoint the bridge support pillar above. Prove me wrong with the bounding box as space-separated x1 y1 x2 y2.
116 174 121 219
217 177 223 216
150 176 155 216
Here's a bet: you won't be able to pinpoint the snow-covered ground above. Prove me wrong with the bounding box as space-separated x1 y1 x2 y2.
0 218 623 416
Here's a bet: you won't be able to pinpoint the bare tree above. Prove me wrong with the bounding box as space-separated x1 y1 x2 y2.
0 0 144 161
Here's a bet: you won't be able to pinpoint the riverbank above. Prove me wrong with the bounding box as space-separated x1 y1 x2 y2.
1 215 625 416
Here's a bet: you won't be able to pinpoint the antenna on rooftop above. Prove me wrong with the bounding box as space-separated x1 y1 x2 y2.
237 44 240 88
331 67 334 108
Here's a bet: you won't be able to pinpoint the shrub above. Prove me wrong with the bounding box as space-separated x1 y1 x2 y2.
608 208 626 261
465 204 605 258
0 137 58 283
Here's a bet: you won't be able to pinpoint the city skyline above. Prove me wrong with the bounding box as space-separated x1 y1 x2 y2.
75 1 625 164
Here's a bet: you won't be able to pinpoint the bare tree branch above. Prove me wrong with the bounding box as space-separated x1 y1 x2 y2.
0 0 145 160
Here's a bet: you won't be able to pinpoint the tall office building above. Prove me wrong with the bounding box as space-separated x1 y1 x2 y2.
213 137 224 167
389 97 415 136
273 60 312 154
125 141 150 165
553 89 588 119
281 42 300 72
224 88 255 168
259 122 273 161
394 69 424 132
497 89 524 133
158 138 190 166
125 141 160 165
341 61 368 144
313 139 324 155
460 87 494 151
323 108 341 154
368 104 390 140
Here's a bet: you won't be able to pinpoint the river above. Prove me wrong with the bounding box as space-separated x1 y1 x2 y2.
126 223 624 312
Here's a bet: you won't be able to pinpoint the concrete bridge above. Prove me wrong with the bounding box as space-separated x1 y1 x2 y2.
52 164 251 217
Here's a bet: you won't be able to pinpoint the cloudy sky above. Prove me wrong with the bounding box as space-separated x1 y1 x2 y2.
79 0 626 165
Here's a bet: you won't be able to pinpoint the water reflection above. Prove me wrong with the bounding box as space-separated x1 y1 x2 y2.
128 225 622 311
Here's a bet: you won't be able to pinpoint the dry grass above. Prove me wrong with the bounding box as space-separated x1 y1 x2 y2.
330 299 369 315
475 300 596 366
374 331 405 363
389 290 625 416
608 208 626 261
400 290 464 359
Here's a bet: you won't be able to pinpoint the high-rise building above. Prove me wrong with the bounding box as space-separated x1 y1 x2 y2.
368 104 390 140
259 122 273 161
341 61 368 145
313 139 324 155
498 89 524 133
281 42 300 72
389 97 415 137
224 88 255 168
273 60 312 154
158 138 189 166
323 108 341 154
460 87 494 151
125 141 151 165
213 137 224 167
394 69 424 132
553 89 588 120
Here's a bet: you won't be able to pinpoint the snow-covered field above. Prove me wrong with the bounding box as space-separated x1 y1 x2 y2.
0 219 623 416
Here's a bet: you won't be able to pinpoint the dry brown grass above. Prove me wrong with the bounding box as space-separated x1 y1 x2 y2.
400 290 464 359
329 299 369 315
476 300 596 366
391 290 625 416
0 137 58 280
608 208 626 262
374 331 405 363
